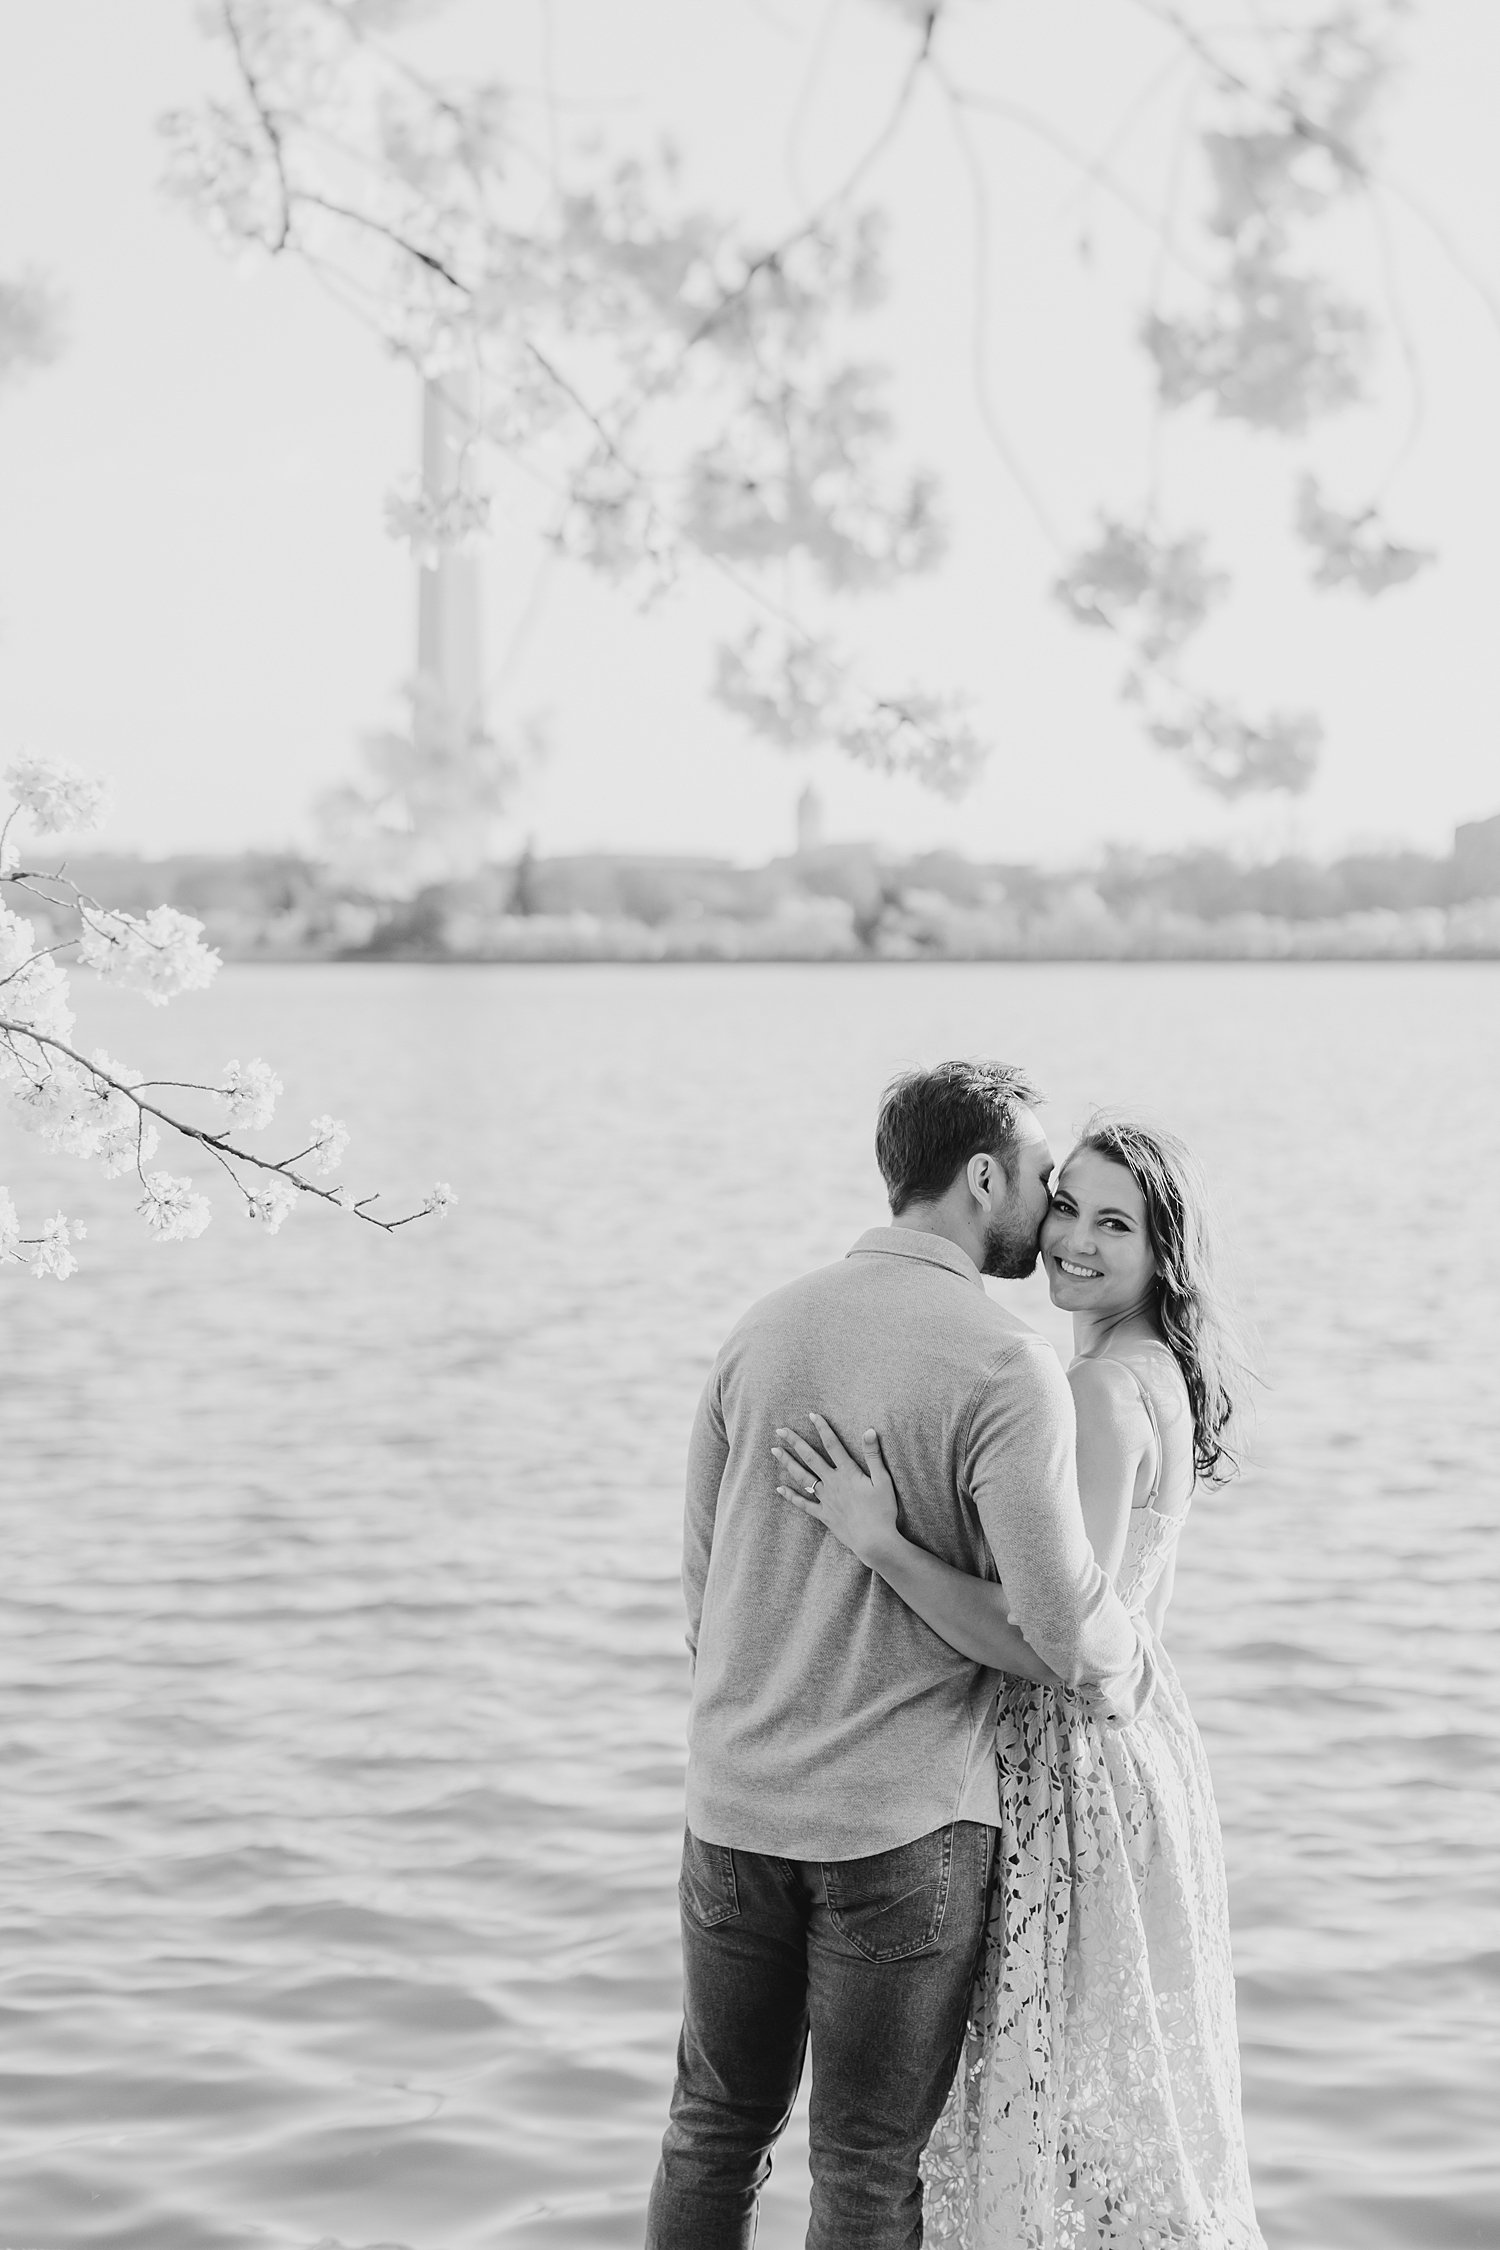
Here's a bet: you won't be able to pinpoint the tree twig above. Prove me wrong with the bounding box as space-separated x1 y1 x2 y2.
928 61 1065 552
945 85 1211 283
221 0 293 251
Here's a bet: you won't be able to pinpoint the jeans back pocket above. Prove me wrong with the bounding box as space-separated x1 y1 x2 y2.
823 1823 954 1963
679 1826 740 1929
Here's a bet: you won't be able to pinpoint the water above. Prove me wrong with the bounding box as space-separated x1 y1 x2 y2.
2 961 1497 2250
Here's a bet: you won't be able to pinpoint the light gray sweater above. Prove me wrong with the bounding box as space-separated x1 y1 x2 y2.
683 1226 1154 1859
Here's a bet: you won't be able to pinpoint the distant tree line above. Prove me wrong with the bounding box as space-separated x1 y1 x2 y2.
26 817 1500 964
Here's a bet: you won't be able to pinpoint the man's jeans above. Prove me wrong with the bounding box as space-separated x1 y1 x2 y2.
645 1819 994 2250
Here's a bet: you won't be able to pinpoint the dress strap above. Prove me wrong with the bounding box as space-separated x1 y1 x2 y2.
1116 1358 1163 1511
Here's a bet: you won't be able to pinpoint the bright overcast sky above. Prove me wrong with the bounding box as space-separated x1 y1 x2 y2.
1 0 1496 865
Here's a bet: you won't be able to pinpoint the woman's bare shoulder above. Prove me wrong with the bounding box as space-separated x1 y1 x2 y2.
1067 1354 1153 1434
1117 1341 1191 1429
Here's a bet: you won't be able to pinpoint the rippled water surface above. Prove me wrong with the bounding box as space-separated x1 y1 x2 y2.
3 962 1498 2250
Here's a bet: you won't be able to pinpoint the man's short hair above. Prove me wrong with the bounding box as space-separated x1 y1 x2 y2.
875 1059 1045 1216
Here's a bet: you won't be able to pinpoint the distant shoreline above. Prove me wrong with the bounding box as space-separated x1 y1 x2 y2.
24 831 1500 966
209 946 1500 968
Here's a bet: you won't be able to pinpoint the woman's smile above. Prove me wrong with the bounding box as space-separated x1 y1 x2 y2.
1041 1146 1161 1321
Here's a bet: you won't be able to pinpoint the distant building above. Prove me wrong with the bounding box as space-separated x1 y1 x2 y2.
796 784 827 856
1454 810 1500 897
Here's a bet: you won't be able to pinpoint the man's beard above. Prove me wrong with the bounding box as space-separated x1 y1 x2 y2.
979 1200 1040 1280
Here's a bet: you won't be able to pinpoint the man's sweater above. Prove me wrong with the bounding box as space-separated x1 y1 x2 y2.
683 1226 1153 1860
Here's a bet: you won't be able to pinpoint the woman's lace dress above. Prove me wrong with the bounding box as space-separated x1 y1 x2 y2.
922 1365 1265 2250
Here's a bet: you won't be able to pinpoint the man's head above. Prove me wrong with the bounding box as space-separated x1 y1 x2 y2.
875 1060 1053 1279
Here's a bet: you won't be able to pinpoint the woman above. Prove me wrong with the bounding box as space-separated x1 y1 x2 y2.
773 1114 1264 2250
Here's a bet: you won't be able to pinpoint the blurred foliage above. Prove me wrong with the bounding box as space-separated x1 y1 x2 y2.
314 680 545 898
162 0 1448 814
0 271 66 388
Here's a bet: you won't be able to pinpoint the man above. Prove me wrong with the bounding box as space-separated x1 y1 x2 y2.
645 1060 1154 2250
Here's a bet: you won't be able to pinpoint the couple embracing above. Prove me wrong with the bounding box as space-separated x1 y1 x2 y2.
646 1059 1265 2250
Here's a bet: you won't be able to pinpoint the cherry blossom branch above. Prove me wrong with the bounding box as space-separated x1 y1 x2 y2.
2 755 455 1272
188 0 978 791
674 2 942 362
941 81 1213 285
307 239 975 784
296 190 470 291
7 864 199 974
1364 183 1426 497
927 62 1065 553
0 1016 427 1230
221 0 293 251
0 933 76 991
1125 0 1500 341
170 0 1443 803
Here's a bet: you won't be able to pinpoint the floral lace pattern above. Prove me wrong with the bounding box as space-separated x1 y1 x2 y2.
922 1503 1266 2249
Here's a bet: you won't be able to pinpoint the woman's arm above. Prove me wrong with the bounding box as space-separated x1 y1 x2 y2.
862 1531 1063 1684
773 1416 1062 1686
1068 1358 1151 1585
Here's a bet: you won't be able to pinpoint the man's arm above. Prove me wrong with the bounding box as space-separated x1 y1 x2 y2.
965 1339 1153 1722
683 1365 730 1671
1141 1543 1178 1641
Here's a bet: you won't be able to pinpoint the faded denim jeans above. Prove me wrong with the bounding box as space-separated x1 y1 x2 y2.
645 1819 994 2250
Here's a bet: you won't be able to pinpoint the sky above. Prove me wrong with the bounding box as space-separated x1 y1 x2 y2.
0 0 1497 867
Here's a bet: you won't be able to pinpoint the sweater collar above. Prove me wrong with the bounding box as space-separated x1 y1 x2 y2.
847 1225 986 1291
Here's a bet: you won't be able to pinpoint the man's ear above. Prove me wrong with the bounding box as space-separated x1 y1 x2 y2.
966 1150 997 1209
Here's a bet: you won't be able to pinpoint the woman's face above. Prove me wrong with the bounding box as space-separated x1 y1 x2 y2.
1040 1146 1157 1319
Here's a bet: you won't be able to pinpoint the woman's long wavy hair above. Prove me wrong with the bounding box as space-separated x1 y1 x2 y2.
1073 1111 1256 1487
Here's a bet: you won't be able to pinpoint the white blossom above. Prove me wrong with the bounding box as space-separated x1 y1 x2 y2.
77 905 220 1005
305 1114 349 1174
3 756 446 1273
100 1115 159 1178
3 751 111 836
85 1050 160 1177
1295 475 1434 596
421 1181 457 1217
5 1047 158 1176
384 477 491 566
0 903 76 1047
27 1211 80 1282
137 1171 213 1242
1054 518 1229 663
219 1057 282 1131
7 1062 101 1158
244 1174 299 1232
0 271 67 383
715 627 983 795
0 1193 82 1281
88 1048 141 1091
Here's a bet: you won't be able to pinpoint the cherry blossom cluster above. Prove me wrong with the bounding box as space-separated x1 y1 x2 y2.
383 476 492 568
715 627 983 797
159 2 1437 808
0 273 67 387
1 754 454 1279
1294 475 1435 595
159 0 976 794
